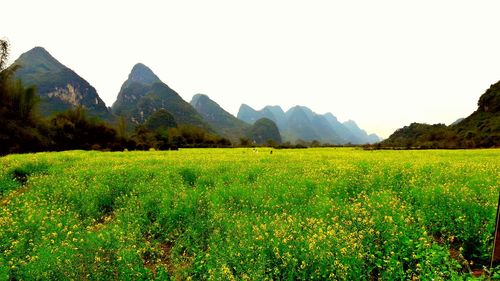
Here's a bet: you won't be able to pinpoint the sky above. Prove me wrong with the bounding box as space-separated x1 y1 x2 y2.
4 0 500 138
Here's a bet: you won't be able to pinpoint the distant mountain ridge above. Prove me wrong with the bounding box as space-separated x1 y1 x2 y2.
237 104 380 144
189 94 282 145
10 46 380 146
190 94 250 142
11 47 111 120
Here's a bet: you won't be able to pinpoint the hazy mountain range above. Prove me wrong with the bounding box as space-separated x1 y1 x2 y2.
238 104 380 144
10 46 381 145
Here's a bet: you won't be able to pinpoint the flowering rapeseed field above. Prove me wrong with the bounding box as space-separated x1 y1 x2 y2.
0 148 499 280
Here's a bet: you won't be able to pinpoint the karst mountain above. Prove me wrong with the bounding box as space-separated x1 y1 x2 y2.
9 46 382 146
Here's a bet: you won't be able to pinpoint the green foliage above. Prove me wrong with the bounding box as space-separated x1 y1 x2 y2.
179 167 199 187
131 125 232 150
116 115 128 139
0 40 48 155
145 109 177 131
478 80 500 113
381 123 460 149
239 137 251 147
48 106 126 151
1 42 127 155
168 125 231 148
0 148 497 279
0 49 228 155
9 161 49 185
130 125 158 150
454 110 500 148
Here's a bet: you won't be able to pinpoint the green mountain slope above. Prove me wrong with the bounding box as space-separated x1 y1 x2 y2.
381 123 457 148
190 94 250 142
237 104 262 124
382 79 500 148
343 120 380 144
310 115 345 144
144 109 177 131
453 80 500 147
263 106 287 130
111 63 211 131
283 106 320 142
323 113 353 143
246 118 282 145
11 47 110 120
112 63 161 117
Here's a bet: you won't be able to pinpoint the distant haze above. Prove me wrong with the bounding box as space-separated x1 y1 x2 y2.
4 0 500 138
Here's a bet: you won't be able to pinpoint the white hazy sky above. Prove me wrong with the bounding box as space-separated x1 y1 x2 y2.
4 0 500 138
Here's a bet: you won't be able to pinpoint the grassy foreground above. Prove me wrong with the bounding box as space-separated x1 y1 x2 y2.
0 148 499 280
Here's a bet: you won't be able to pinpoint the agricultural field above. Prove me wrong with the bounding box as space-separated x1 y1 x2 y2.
0 148 499 280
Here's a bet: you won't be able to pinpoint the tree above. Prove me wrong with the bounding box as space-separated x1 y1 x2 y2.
0 39 48 155
310 140 321 147
0 39 9 71
48 106 124 151
130 125 157 150
145 109 177 131
116 115 128 139
239 137 250 147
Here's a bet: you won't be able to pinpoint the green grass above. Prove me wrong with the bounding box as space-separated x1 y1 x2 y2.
1 148 499 280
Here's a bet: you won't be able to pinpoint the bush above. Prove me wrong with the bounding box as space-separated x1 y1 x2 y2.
48 107 127 151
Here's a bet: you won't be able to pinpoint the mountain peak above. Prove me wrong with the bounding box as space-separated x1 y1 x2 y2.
237 104 261 124
343 120 365 135
343 120 358 126
11 46 110 119
191 93 210 105
27 46 51 56
286 105 304 115
127 63 161 85
286 105 316 121
287 106 310 119
192 93 208 99
239 103 254 110
324 112 339 122
190 94 218 112
190 95 250 142
15 46 65 73
263 105 284 112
